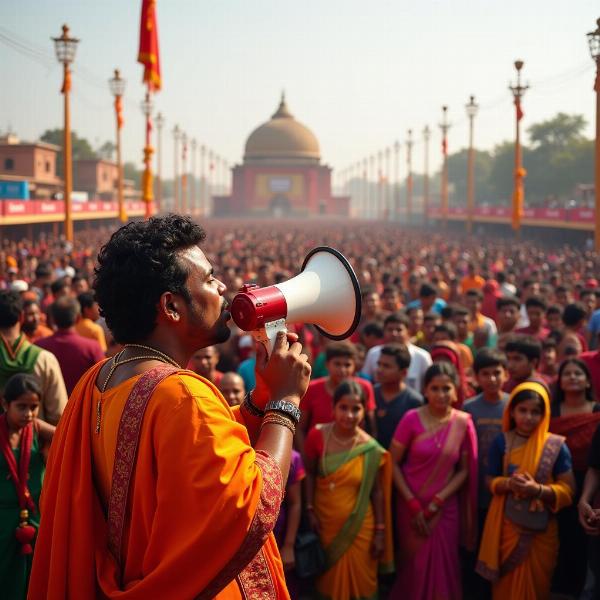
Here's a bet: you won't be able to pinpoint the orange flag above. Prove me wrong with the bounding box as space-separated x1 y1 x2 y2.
138 0 161 91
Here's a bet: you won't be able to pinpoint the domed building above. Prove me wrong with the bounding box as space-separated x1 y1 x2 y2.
214 94 349 217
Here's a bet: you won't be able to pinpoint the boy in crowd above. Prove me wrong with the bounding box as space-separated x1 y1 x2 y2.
362 311 432 392
463 348 509 512
546 304 564 333
465 289 497 343
540 336 560 385
503 334 547 393
373 344 423 449
297 341 376 456
562 302 589 353
417 311 442 351
462 348 509 599
516 296 550 341
496 296 521 335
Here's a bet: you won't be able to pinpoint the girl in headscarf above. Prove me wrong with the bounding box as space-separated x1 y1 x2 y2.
430 341 474 408
477 381 575 599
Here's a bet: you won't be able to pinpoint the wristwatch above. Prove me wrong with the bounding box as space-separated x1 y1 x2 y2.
265 399 302 424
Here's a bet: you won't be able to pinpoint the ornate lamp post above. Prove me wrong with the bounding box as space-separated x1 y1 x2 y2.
181 132 188 214
52 24 79 241
362 158 368 218
191 138 197 215
385 147 391 219
439 106 451 226
423 125 430 223
465 95 479 234
509 61 529 233
172 125 180 212
377 150 383 219
406 130 413 223
140 92 154 218
109 69 127 222
369 155 375 219
393 141 400 221
200 144 206 216
155 112 165 212
587 19 600 251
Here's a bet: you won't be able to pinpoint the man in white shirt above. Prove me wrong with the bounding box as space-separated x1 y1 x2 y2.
362 311 432 392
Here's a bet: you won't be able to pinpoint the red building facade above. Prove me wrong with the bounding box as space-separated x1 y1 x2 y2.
214 95 349 217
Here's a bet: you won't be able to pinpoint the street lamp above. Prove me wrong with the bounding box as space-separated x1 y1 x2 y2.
191 138 197 215
406 130 413 224
439 106 451 226
377 150 383 219
369 155 375 219
393 141 400 221
362 158 368 219
509 61 529 233
154 112 165 212
140 92 154 218
52 24 79 242
385 147 391 220
181 132 188 214
173 125 180 212
423 126 430 223
587 18 600 251
465 95 479 234
109 69 126 222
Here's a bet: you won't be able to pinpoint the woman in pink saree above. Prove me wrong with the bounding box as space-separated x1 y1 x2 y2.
390 362 478 600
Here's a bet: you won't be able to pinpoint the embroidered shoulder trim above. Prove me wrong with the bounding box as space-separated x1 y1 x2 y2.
197 450 284 599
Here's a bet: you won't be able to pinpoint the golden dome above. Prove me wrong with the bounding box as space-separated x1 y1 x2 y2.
244 93 320 162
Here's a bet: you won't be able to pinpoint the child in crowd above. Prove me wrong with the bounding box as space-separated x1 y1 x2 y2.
0 374 55 599
373 344 423 449
503 334 547 393
297 342 376 457
477 382 575 599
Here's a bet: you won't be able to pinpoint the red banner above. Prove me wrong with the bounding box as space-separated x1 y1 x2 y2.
138 0 161 91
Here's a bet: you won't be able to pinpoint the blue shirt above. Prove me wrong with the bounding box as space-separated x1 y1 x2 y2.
487 433 572 478
588 309 600 350
463 393 509 508
406 297 447 315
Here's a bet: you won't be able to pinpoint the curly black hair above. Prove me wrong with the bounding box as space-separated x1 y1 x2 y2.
94 214 206 343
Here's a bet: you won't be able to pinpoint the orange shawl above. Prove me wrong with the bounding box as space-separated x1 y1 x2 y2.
28 361 288 599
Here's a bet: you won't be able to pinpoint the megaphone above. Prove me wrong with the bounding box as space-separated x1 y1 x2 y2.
231 246 361 355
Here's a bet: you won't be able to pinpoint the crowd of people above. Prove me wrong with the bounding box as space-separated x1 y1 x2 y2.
1 219 600 599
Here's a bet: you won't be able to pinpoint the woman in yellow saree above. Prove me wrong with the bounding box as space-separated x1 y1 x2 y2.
477 381 575 599
304 380 393 600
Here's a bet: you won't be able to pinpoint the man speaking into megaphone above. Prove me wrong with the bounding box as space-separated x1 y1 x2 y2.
29 215 312 599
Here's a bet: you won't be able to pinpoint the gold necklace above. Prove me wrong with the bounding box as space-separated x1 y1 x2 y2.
321 425 360 491
123 344 181 368
95 347 181 434
424 407 452 448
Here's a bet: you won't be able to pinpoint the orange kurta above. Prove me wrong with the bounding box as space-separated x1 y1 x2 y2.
28 361 288 599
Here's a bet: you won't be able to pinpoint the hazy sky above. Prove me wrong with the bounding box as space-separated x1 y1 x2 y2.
0 0 598 178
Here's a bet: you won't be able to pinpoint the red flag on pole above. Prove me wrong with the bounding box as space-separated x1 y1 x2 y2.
138 0 161 91
514 97 524 121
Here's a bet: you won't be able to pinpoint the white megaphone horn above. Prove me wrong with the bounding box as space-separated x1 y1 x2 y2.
231 246 362 355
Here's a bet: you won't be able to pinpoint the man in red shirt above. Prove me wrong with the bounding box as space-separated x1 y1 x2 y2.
296 341 375 457
37 297 105 395
516 297 550 341
188 345 224 386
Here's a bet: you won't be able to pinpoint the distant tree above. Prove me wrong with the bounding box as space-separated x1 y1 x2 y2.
40 129 96 176
97 141 116 160
446 148 494 206
527 113 587 149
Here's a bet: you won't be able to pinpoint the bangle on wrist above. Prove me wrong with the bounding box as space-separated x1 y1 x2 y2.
536 484 544 499
260 412 296 435
432 495 444 508
407 497 422 517
265 399 301 424
242 392 265 418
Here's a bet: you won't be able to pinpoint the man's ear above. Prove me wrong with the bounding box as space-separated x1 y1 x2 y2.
158 292 180 323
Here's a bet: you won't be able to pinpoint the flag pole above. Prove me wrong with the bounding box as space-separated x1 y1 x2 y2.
141 89 154 219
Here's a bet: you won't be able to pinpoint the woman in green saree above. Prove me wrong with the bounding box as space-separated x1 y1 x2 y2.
304 380 393 600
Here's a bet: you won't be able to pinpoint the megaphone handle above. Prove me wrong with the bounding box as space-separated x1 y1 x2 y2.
252 318 288 357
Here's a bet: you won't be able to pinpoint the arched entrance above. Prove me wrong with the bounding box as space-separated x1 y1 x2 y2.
270 195 291 217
